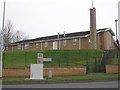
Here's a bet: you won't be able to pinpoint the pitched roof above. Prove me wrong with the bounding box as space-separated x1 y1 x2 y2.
11 28 115 44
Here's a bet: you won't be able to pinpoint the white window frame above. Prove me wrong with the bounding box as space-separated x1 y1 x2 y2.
35 43 39 48
25 43 29 49
44 42 48 47
73 39 77 45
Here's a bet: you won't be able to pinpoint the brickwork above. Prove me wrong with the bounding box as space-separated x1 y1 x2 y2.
6 30 116 51
60 39 80 50
2 68 29 77
3 67 86 77
106 64 120 74
80 37 91 49
44 67 86 76
42 41 53 50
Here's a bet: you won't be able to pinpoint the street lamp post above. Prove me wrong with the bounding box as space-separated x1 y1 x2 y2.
115 20 119 59
0 0 6 79
115 20 118 41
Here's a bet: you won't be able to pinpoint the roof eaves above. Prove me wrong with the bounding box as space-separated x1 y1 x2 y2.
9 28 115 45
105 28 115 36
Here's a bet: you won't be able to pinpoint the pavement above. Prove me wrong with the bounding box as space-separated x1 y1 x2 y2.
2 80 119 88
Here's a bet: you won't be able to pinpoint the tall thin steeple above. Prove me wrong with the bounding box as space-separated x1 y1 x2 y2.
90 0 97 49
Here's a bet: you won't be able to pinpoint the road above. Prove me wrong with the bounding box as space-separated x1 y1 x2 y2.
2 80 119 88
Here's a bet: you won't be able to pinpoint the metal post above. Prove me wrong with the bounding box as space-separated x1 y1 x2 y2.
115 20 118 41
86 52 89 74
0 52 2 78
25 52 27 67
0 0 6 79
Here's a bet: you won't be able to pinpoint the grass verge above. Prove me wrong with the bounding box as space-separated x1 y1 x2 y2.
2 74 119 85
3 50 103 68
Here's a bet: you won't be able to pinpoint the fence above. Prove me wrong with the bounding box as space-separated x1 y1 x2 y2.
3 50 118 73
3 52 37 69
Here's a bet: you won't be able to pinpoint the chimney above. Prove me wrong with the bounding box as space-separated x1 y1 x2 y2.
58 32 60 50
90 7 97 49
64 31 66 37
58 33 59 38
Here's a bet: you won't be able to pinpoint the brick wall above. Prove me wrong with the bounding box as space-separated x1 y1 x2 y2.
2 68 29 77
6 30 116 51
106 64 120 74
6 37 90 51
81 37 90 49
3 67 86 77
44 67 86 76
60 39 80 50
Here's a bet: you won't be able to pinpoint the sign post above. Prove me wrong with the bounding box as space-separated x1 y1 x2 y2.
30 53 52 80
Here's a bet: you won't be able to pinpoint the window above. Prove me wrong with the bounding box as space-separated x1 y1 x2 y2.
25 43 29 49
63 40 67 46
73 39 77 45
17 45 21 50
35 43 39 48
44 42 48 47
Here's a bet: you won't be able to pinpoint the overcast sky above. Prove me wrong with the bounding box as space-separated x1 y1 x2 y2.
0 0 119 39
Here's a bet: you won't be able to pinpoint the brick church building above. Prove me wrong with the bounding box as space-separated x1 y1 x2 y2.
5 7 117 51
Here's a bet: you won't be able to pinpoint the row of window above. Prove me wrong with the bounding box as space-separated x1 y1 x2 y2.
63 39 78 46
16 39 78 50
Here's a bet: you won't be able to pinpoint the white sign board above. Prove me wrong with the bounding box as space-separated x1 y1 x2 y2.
43 58 52 62
30 53 52 80
30 64 43 80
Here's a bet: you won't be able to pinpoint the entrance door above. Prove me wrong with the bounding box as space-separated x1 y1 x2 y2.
30 64 43 79
53 41 58 50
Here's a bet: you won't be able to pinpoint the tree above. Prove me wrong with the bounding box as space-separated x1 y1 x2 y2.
3 19 14 46
12 30 29 43
2 19 29 47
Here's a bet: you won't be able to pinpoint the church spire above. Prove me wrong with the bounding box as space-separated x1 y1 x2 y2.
92 0 94 8
90 0 97 49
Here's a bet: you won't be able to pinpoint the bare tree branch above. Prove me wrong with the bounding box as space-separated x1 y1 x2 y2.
12 30 29 42
2 19 29 47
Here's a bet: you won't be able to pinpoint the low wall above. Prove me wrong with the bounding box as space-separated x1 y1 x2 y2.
2 68 29 77
44 67 86 76
3 67 86 77
106 64 120 74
